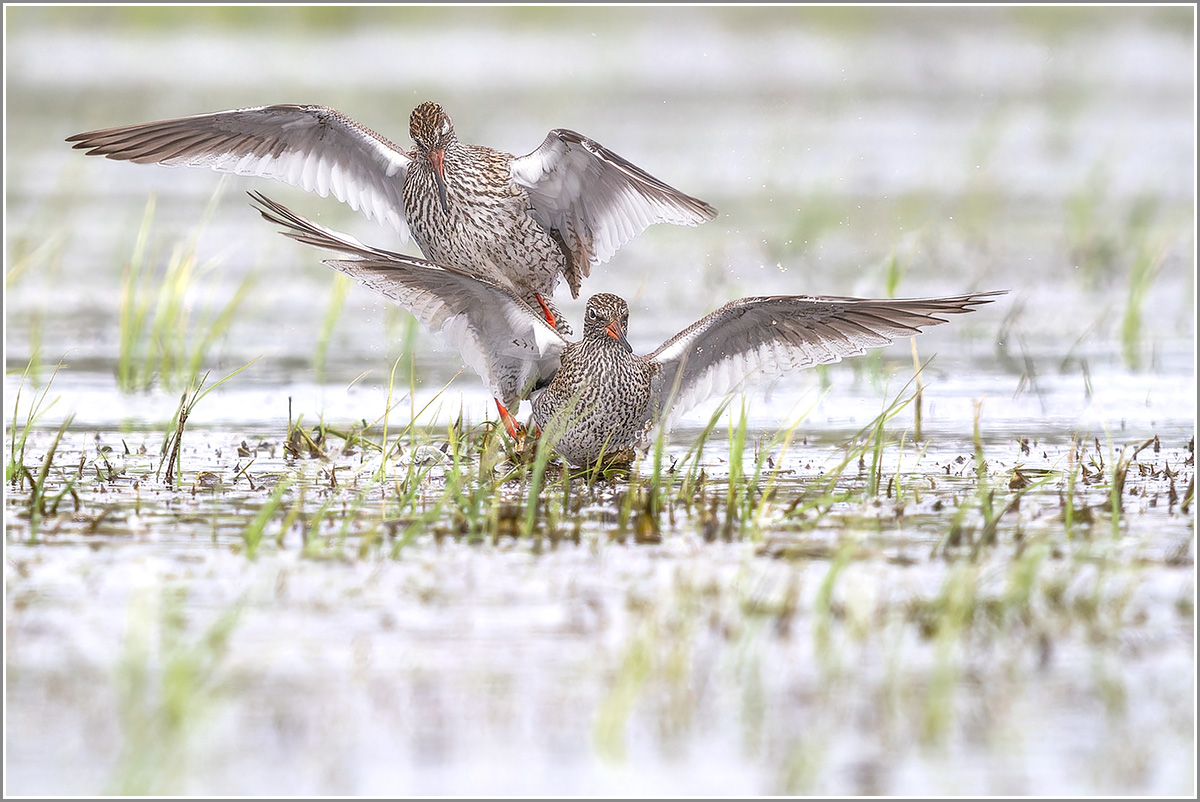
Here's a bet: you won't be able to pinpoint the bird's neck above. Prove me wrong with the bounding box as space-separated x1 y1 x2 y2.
580 333 635 357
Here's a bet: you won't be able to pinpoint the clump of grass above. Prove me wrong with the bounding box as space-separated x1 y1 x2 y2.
157 360 258 488
592 622 654 764
5 212 66 294
1099 434 1135 538
361 354 463 488
672 398 735 510
1002 538 1051 624
16 413 78 543
932 399 995 555
370 355 411 485
909 339 926 441
711 399 810 541
783 379 920 527
632 417 673 541
1062 434 1085 535
813 540 858 662
591 570 716 764
421 416 486 542
932 399 1058 558
1064 173 1185 372
279 365 522 555
6 358 83 539
745 412 807 531
117 192 257 393
880 250 908 298
695 400 752 540
7 357 65 486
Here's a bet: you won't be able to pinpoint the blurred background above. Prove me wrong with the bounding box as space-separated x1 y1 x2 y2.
3 6 1195 797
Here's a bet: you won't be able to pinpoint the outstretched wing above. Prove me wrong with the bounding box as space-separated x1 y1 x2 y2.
250 193 564 407
248 190 412 261
510 129 717 296
68 105 414 241
645 292 1007 431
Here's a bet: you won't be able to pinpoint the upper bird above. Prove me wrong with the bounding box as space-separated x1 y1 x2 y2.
66 101 718 333
249 192 1006 468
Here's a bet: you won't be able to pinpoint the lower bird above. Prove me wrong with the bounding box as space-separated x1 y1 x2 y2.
249 192 1006 467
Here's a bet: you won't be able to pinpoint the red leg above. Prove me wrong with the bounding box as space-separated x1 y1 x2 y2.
495 399 523 439
534 293 557 330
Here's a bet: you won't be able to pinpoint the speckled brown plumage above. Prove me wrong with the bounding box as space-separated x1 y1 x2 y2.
402 103 572 331
531 294 660 467
67 100 718 336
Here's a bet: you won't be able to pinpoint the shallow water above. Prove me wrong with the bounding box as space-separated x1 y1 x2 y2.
4 6 1196 797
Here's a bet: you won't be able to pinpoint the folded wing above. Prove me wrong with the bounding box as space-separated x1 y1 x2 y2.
510 129 717 296
645 292 1007 431
250 193 565 407
68 105 414 241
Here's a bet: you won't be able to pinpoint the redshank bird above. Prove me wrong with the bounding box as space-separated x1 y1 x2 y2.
250 193 1006 467
66 101 717 333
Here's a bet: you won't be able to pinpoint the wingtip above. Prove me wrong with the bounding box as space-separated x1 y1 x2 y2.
688 199 719 224
971 289 1010 304
246 189 280 220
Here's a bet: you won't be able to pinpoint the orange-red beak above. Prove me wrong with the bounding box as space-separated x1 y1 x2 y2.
429 149 449 213
605 318 633 353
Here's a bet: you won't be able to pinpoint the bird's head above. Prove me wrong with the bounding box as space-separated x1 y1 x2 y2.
409 101 456 151
584 293 632 353
409 101 455 212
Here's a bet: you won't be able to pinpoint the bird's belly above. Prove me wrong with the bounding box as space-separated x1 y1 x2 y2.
405 175 565 296
532 368 653 467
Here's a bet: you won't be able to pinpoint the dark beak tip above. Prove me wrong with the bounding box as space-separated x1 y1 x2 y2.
606 324 633 353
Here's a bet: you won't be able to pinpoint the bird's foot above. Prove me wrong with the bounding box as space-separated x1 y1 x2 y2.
595 448 637 473
494 399 526 440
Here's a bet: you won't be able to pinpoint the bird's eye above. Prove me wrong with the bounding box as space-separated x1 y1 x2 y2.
586 308 598 321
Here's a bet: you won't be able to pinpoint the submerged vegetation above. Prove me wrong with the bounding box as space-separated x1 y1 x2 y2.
7 355 1192 555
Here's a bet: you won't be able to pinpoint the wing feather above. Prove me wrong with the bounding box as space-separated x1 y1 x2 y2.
248 193 564 406
645 292 1007 432
67 105 414 241
323 259 565 407
510 129 717 274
